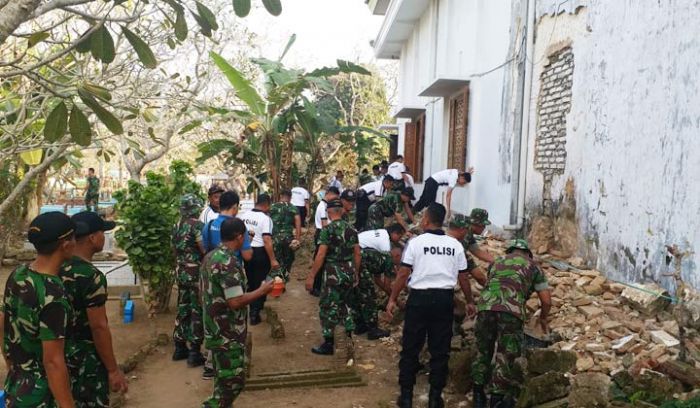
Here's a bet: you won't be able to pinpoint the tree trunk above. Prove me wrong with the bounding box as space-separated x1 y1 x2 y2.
263 132 280 200
0 0 42 46
24 167 48 223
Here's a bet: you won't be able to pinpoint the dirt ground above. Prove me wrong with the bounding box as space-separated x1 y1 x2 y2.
123 255 469 408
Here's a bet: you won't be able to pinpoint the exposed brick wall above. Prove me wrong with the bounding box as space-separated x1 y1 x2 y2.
535 47 574 174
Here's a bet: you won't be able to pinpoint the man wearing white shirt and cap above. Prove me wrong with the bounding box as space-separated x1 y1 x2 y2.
387 203 475 408
199 185 224 224
412 168 474 216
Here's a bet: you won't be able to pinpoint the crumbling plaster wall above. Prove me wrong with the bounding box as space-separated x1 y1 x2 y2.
524 1 700 290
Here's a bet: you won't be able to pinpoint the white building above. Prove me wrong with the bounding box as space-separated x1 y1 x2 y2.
371 0 700 290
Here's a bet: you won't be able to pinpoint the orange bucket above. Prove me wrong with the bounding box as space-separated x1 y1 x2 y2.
270 281 285 298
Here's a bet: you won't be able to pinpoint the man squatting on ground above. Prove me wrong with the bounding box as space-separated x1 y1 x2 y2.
471 239 551 408
352 224 406 340
172 194 207 367
386 203 476 408
201 218 274 408
305 199 361 355
237 193 279 326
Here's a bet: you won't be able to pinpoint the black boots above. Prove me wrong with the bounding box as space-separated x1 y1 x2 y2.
354 323 369 335
489 394 515 408
396 387 413 408
187 344 206 367
428 388 444 408
250 310 261 325
172 341 188 361
311 338 334 355
367 326 390 340
473 385 487 408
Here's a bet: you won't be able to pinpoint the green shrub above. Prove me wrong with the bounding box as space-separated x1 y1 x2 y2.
114 160 201 313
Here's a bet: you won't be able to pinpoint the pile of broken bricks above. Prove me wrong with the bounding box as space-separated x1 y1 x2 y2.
453 237 700 406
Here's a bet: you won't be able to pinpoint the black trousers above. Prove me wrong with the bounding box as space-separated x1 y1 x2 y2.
296 206 307 227
313 229 324 292
244 247 270 314
412 177 439 214
355 192 372 231
398 288 454 390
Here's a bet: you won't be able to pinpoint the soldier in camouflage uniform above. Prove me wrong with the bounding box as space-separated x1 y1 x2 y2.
340 189 357 227
471 239 552 408
61 211 128 407
447 214 487 285
352 224 405 340
305 200 361 355
269 190 301 282
366 187 414 232
2 212 77 407
172 194 207 367
201 218 273 408
463 208 496 264
85 168 100 212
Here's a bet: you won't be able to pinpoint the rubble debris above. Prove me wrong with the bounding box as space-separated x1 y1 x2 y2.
525 349 577 375
567 373 610 408
621 283 672 316
650 330 680 347
518 372 570 407
656 359 700 388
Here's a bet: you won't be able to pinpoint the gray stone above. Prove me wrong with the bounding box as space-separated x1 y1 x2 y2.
518 372 570 407
525 348 577 375
568 373 611 408
15 249 37 261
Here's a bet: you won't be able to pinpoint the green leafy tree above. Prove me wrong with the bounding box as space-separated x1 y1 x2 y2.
199 37 382 198
113 160 201 315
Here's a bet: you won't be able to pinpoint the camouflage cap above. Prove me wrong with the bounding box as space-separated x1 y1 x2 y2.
469 208 491 226
180 193 204 215
506 238 531 252
449 213 470 229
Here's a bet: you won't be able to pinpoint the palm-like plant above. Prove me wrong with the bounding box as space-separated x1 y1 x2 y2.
199 37 384 198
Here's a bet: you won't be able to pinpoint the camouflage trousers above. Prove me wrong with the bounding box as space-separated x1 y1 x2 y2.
272 233 295 282
202 345 246 408
365 206 386 230
85 194 99 212
66 340 109 408
351 250 391 327
472 310 524 398
174 281 203 346
320 262 356 338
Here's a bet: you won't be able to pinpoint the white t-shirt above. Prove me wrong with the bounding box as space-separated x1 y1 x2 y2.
401 231 468 290
328 177 344 193
358 229 391 253
237 209 273 247
387 161 406 180
314 200 328 229
359 180 382 200
431 169 460 188
199 206 219 224
291 187 310 207
404 173 415 188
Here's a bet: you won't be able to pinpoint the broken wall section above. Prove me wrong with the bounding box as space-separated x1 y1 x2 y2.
523 1 700 290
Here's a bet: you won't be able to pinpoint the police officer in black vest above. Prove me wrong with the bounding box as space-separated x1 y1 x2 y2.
386 203 476 408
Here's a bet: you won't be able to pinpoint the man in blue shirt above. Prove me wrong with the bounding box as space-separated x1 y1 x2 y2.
199 190 252 380
202 191 252 262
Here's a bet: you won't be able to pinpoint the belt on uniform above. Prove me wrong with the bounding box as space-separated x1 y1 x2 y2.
408 288 454 295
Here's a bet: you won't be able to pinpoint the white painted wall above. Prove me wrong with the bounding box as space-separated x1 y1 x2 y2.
392 0 515 223
525 2 700 290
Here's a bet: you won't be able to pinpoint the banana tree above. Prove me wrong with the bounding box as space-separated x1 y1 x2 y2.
201 38 376 198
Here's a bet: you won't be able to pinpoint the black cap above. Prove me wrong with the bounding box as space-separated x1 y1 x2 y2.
382 175 395 182
326 199 343 209
28 212 77 246
401 187 416 200
208 184 225 196
340 190 356 201
72 211 116 238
